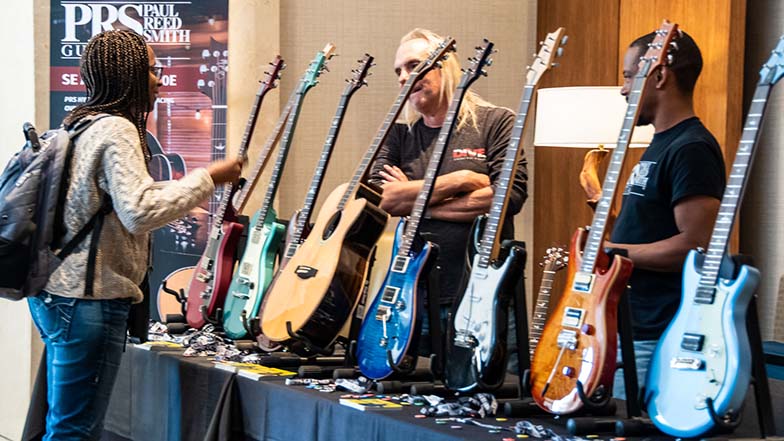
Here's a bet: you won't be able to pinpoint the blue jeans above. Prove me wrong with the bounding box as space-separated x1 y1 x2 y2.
613 339 658 400
28 292 131 441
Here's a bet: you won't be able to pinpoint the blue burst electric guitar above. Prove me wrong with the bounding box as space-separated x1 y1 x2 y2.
222 44 336 339
356 40 496 379
445 28 567 391
644 35 784 438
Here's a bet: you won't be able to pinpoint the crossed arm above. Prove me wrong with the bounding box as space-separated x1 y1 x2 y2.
378 164 493 222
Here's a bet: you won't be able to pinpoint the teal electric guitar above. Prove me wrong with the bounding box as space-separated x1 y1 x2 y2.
222 44 336 339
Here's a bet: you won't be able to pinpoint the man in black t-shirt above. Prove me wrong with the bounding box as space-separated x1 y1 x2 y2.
369 28 528 366
607 31 726 398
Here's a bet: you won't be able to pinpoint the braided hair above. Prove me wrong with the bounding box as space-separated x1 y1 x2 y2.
63 29 152 158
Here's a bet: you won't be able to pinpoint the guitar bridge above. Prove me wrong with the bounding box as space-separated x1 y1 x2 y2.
557 329 578 350
391 256 410 273
454 331 478 349
670 357 704 370
375 305 391 321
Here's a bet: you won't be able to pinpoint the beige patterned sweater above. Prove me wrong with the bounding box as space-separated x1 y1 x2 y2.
45 116 214 303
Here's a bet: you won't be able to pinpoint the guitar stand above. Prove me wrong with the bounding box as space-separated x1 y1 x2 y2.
285 321 336 356
161 280 188 317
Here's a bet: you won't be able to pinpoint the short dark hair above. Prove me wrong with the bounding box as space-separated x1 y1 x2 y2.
630 29 702 94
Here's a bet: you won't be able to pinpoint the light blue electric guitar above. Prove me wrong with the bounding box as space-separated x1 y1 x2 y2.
222 44 336 339
356 40 495 379
645 35 784 437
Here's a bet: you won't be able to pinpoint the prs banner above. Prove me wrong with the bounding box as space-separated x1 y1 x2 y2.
50 1 229 320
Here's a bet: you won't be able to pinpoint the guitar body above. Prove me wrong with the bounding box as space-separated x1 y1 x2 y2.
356 219 436 379
645 250 757 437
222 208 285 339
445 239 525 392
259 183 388 352
185 220 244 330
530 227 632 414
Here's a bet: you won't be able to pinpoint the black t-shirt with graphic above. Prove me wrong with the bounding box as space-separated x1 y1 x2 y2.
370 106 528 305
610 117 725 340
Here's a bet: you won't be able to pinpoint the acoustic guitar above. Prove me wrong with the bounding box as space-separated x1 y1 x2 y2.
258 37 457 354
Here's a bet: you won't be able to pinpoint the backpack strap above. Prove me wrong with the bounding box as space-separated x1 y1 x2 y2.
56 194 112 296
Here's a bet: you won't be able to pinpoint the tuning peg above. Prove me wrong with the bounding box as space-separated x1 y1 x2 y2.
362 80 369 86
281 63 287 70
207 80 215 88
480 70 488 77
460 67 466 73
552 62 560 68
486 59 493 66
557 47 564 57
201 49 210 58
669 41 679 51
222 50 228 57
199 64 207 74
561 35 569 45
197 79 205 88
212 50 220 58
667 54 674 64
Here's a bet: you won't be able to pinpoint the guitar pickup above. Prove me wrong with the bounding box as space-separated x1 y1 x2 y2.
239 262 253 277
375 305 391 321
670 357 704 370
380 286 400 304
285 243 299 258
561 307 585 328
572 272 594 293
250 229 262 245
681 333 705 352
196 272 212 283
391 256 410 273
557 329 578 350
694 286 716 305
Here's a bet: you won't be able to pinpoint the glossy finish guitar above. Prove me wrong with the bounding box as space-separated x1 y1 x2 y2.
184 56 284 330
445 29 567 392
530 22 678 414
645 35 784 438
222 45 335 339
357 41 495 380
259 38 457 354
529 247 568 359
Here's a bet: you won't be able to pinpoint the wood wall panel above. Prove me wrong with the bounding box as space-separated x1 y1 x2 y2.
535 0 745 325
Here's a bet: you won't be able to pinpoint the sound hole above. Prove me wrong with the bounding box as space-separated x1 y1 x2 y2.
322 210 342 240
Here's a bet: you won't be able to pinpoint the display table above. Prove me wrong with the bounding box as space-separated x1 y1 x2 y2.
27 343 773 441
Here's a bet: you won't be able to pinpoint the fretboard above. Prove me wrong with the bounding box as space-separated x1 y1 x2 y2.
530 266 557 357
254 89 309 229
397 85 469 257
578 62 652 274
476 85 533 268
291 85 354 244
697 82 772 290
209 104 227 215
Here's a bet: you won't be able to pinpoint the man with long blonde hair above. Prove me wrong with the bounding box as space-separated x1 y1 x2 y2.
370 28 528 360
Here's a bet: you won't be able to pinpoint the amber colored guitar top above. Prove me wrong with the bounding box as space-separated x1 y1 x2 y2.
530 228 632 414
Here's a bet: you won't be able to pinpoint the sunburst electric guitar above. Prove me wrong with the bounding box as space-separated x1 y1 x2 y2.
221 45 336 339
529 247 568 359
444 28 567 392
259 37 457 354
530 21 679 414
356 40 496 380
644 35 784 438
183 57 285 330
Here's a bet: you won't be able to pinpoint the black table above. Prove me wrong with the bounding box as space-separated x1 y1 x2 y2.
98 345 783 441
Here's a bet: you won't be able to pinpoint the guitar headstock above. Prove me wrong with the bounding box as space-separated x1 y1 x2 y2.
638 20 680 76
345 53 375 96
198 38 228 103
260 55 285 94
460 39 496 88
407 37 457 86
759 35 784 85
300 43 337 93
526 27 568 85
542 246 568 271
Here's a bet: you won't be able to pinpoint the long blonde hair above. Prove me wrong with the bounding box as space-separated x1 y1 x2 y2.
399 28 493 131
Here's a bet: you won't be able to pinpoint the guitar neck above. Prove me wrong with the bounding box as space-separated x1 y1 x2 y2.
209 105 227 215
578 64 652 274
255 90 309 225
476 85 534 268
292 85 355 243
398 85 470 256
530 262 558 355
234 95 295 212
698 82 772 287
338 71 423 211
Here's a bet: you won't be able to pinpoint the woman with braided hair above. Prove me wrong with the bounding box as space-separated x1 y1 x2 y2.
28 29 241 440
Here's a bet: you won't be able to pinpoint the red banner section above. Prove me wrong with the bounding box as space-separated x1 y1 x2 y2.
50 66 203 93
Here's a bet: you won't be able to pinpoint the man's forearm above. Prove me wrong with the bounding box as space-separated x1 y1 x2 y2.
428 186 494 222
380 171 485 216
605 233 705 272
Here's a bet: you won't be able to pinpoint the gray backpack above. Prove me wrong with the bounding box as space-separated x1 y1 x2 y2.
0 115 112 300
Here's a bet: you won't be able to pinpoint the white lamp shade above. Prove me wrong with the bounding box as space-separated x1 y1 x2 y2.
534 86 655 148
